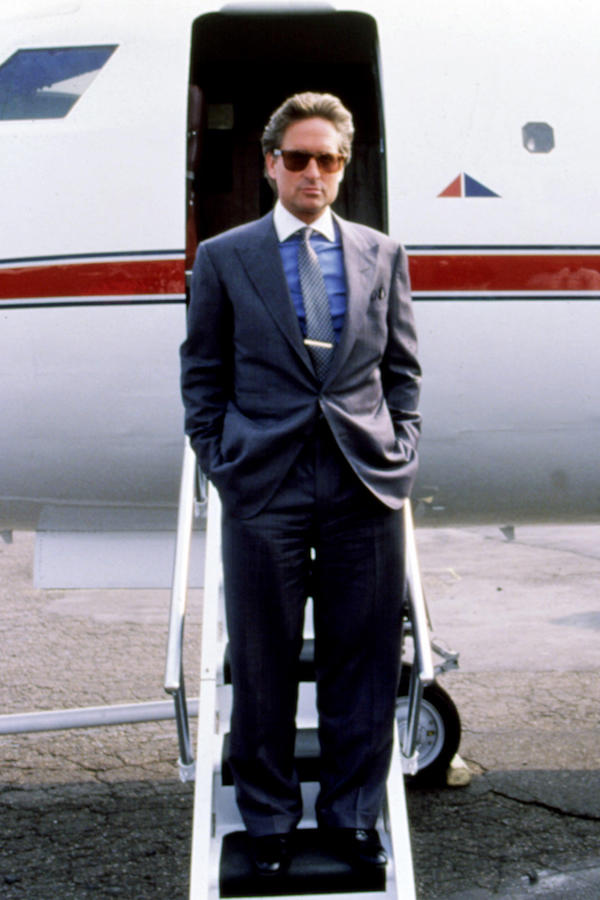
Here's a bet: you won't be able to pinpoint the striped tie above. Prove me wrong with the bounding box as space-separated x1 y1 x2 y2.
297 227 335 381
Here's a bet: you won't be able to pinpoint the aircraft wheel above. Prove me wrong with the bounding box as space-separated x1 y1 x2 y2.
396 671 461 785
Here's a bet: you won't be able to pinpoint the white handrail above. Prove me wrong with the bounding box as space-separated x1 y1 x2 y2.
401 499 435 767
164 437 198 692
404 499 435 685
164 436 199 775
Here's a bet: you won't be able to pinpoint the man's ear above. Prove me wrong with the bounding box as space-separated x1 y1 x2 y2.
265 152 277 180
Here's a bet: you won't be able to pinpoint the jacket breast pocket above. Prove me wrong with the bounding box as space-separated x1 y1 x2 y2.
363 288 389 344
370 285 386 302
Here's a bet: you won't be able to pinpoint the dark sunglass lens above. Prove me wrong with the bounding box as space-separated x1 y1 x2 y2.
317 154 338 173
283 151 311 171
279 150 343 172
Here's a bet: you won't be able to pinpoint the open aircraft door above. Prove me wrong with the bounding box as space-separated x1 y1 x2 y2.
185 9 387 258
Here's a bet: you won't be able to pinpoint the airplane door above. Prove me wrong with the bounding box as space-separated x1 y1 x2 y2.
186 9 386 261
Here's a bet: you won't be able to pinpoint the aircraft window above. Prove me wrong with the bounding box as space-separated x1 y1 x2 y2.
522 121 555 153
0 45 117 120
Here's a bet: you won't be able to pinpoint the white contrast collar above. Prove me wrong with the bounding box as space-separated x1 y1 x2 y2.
273 200 336 242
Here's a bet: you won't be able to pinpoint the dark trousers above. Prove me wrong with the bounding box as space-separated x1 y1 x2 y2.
221 419 405 837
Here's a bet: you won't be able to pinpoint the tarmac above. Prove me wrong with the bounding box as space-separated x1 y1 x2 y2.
1 524 599 898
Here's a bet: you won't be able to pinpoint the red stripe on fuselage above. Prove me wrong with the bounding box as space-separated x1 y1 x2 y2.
408 253 600 292
0 258 186 300
2 253 600 301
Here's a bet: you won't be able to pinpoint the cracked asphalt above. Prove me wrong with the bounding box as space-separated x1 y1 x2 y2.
1 525 599 898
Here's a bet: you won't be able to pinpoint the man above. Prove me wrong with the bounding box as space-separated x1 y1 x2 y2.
180 92 421 874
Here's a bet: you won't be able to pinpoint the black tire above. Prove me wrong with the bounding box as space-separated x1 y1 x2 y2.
396 669 461 785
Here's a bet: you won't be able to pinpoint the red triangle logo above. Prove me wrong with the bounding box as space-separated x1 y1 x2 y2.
438 174 462 197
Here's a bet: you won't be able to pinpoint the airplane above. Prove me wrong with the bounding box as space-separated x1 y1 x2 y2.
2 2 599 893
2 0 600 582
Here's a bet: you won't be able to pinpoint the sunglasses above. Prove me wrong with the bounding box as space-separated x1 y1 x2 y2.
272 148 346 173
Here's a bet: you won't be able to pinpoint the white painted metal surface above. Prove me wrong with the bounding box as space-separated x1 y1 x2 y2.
34 506 206 588
1 0 599 536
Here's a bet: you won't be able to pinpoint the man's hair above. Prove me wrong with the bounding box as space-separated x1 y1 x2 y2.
261 92 354 162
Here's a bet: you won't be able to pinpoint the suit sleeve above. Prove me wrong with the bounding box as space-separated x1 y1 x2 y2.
382 244 422 460
179 242 232 476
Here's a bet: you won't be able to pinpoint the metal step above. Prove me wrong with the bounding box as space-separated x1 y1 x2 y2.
220 829 386 898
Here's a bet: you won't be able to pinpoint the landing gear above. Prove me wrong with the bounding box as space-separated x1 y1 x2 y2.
396 669 461 785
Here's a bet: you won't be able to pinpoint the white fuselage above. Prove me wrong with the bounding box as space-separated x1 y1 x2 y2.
1 0 599 528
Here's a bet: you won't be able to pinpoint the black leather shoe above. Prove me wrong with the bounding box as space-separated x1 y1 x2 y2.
249 833 291 874
322 827 388 868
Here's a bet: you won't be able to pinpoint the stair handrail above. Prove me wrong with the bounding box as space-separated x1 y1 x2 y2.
164 436 199 779
401 499 435 771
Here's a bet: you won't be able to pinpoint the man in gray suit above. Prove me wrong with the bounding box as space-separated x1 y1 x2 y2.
180 92 421 874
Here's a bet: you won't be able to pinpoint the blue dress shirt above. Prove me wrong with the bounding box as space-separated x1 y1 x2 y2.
273 202 347 342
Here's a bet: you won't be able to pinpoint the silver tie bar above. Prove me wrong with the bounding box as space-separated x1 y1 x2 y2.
304 338 334 349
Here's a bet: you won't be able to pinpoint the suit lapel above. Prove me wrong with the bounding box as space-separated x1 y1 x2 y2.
232 212 380 385
325 215 380 384
234 213 314 373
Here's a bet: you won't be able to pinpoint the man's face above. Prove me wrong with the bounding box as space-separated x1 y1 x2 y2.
265 117 345 224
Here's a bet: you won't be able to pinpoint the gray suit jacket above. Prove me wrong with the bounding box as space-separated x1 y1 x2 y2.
180 211 421 518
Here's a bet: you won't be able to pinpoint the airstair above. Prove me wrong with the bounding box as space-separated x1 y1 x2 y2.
165 438 440 900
